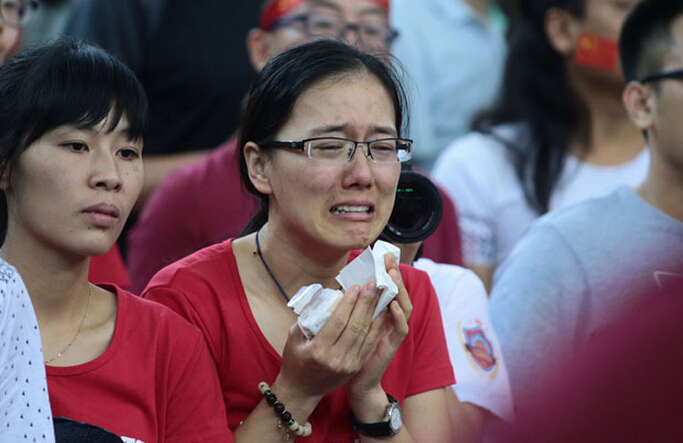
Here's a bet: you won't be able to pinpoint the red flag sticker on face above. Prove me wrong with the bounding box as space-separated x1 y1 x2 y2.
575 33 620 72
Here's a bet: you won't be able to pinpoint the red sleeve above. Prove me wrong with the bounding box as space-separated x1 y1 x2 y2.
164 321 234 443
402 265 456 396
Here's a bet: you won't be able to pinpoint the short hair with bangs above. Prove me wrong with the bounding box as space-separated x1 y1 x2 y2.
0 37 148 242
0 37 148 178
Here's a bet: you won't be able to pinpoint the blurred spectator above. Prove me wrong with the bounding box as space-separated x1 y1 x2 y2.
392 235 514 442
20 0 72 47
433 0 647 291
0 0 36 63
126 0 464 293
391 0 508 171
64 0 262 207
489 0 683 416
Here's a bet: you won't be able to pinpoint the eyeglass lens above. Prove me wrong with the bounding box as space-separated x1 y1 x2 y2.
305 13 392 45
641 68 683 83
306 138 410 164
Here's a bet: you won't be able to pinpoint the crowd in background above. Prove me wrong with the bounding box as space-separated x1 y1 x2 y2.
1 0 681 442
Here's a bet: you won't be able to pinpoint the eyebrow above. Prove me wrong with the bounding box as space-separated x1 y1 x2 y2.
307 124 397 138
55 124 141 142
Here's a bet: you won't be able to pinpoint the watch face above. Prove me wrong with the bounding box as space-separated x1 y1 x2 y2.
389 405 403 432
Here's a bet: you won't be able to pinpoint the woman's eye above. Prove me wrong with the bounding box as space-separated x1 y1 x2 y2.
61 142 88 152
118 148 140 160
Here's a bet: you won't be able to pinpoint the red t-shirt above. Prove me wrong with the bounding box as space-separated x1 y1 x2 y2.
143 239 455 442
47 285 233 443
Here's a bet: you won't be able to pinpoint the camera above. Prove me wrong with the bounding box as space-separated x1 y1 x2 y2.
381 164 443 243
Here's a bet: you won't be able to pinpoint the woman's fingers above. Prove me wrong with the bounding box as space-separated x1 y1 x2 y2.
385 253 413 322
315 284 360 342
333 282 380 349
356 309 387 361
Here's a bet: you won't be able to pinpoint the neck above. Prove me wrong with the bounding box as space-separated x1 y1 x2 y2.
637 150 683 222
569 75 645 165
256 224 351 297
0 235 91 325
464 0 490 18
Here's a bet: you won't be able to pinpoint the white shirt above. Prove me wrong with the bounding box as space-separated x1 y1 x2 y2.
0 259 55 443
432 126 650 271
414 258 514 422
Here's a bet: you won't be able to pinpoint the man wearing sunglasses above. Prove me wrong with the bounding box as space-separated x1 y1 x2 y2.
489 0 683 416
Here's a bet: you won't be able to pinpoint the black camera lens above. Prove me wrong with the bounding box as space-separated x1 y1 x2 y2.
381 169 443 243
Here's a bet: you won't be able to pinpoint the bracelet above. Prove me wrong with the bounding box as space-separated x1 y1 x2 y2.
258 382 313 438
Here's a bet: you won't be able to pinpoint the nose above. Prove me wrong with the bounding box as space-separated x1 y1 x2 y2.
340 24 361 47
343 143 373 188
89 151 122 192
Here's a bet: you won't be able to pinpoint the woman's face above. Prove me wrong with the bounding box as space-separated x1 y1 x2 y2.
262 72 400 252
3 114 144 258
578 0 640 41
560 0 640 85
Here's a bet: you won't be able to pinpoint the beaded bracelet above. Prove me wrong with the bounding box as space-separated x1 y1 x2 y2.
258 382 313 438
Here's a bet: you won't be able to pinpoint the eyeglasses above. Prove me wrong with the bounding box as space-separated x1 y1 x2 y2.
270 13 398 47
260 137 413 165
640 68 683 84
0 0 38 27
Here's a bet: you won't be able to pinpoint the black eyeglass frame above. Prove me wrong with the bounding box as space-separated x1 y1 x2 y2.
0 0 38 27
268 14 399 46
258 136 413 164
639 68 683 84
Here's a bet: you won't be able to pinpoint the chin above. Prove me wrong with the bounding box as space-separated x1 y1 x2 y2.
338 228 381 251
70 236 118 258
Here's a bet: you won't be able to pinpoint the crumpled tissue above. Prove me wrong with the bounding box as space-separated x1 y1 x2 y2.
287 240 401 339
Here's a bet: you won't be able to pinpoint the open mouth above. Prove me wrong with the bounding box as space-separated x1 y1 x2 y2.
330 205 372 214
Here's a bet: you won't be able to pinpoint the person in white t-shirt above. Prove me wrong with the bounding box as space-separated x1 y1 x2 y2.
385 167 513 441
433 0 646 292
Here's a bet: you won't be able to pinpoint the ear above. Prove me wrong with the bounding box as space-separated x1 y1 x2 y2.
545 8 581 56
244 141 273 195
246 28 274 72
622 81 655 132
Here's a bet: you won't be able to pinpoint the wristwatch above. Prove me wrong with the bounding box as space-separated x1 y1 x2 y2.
348 394 403 438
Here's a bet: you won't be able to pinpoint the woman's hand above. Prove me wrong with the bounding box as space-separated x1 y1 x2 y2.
346 253 413 415
274 281 389 403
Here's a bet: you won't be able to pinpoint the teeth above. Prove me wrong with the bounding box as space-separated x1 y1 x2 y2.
331 205 370 213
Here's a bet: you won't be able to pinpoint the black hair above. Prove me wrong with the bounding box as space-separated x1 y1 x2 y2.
619 0 683 84
473 0 587 214
0 37 148 242
238 39 408 234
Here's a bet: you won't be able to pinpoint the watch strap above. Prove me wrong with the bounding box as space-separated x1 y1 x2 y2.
348 394 400 437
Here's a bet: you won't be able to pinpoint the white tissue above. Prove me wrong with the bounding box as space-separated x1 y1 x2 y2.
286 240 401 339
